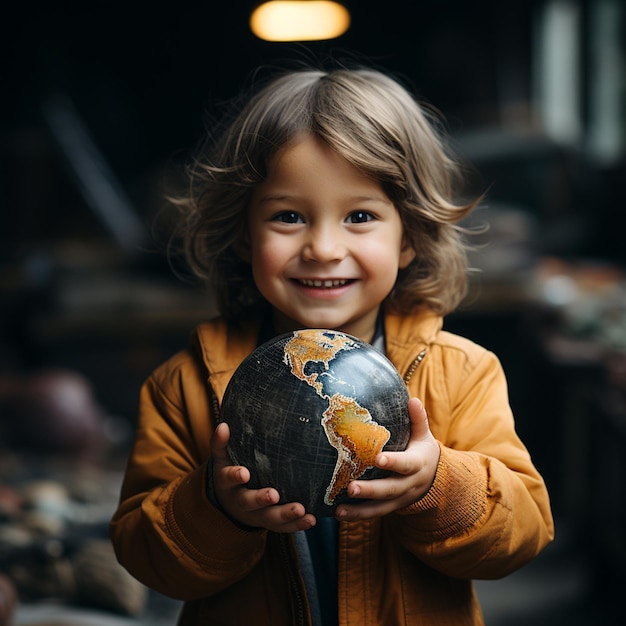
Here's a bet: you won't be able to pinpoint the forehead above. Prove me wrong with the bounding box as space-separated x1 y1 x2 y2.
262 135 380 191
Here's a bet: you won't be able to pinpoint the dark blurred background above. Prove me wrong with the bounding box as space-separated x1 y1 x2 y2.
0 0 624 624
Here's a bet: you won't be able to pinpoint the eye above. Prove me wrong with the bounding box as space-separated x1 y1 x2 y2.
274 211 303 224
347 211 375 224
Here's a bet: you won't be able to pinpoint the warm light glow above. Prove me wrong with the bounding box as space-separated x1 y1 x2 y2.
250 1 351 42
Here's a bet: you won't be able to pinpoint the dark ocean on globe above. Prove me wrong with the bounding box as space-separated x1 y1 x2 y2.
222 329 410 516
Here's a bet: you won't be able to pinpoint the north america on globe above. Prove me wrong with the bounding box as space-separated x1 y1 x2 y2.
284 330 392 505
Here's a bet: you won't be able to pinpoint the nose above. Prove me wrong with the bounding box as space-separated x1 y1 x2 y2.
301 223 347 263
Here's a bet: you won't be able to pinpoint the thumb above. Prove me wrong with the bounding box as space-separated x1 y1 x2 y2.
211 422 232 466
407 397 431 442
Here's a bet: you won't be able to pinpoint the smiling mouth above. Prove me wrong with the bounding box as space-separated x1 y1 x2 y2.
297 279 351 288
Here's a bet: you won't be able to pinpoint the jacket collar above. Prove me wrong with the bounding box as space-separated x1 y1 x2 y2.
193 307 443 401
192 314 262 402
383 308 443 377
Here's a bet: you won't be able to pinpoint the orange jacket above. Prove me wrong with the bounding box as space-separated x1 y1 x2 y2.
110 308 554 625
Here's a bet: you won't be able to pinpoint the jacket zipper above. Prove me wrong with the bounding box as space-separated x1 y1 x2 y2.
279 534 307 625
403 348 428 384
209 384 221 421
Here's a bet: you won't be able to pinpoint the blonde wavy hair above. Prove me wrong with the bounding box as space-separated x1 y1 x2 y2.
170 66 481 319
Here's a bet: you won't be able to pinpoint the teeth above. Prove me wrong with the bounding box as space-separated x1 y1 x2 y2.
300 279 348 288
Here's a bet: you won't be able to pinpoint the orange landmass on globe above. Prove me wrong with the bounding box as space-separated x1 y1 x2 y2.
322 394 390 504
283 329 390 505
283 329 358 395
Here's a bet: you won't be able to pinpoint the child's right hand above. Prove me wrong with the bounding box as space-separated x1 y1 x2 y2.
209 422 317 533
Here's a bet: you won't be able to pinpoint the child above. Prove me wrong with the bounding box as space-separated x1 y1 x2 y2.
110 65 554 625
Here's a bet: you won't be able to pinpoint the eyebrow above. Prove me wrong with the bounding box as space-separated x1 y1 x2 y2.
254 194 295 205
255 193 391 206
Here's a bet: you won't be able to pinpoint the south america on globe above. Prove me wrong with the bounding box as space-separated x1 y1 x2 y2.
221 328 410 516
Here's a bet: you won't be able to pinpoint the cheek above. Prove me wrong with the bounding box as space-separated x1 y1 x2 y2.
254 238 279 267
364 236 407 273
250 238 285 287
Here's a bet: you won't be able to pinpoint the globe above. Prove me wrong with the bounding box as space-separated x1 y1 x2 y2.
221 328 410 516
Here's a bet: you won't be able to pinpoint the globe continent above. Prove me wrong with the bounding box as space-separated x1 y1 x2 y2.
222 328 410 516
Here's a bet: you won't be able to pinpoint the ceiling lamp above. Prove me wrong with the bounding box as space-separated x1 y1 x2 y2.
250 1 351 42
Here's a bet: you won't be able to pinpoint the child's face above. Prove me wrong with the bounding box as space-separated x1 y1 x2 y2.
247 135 416 343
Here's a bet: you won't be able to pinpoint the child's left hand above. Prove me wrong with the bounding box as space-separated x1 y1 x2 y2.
334 397 440 521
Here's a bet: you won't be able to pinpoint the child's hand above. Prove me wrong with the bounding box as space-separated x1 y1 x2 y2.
334 397 440 521
209 422 317 533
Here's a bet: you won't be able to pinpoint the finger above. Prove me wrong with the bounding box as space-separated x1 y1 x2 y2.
211 422 231 462
407 397 430 441
280 511 316 532
336 498 396 521
372 399 429 473
211 423 251 487
242 499 316 533
405 397 440 471
263 504 317 532
374 449 416 476
338 475 428 521
221 463 251 486
374 446 431 476
211 423 249 475
240 485 281 510
348 473 430 500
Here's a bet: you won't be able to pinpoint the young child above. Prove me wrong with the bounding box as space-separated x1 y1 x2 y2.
110 65 554 625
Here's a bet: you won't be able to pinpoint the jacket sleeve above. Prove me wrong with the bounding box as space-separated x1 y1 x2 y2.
395 343 555 580
109 351 268 600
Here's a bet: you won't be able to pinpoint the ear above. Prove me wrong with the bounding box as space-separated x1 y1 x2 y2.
398 237 416 269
